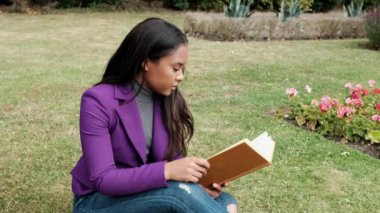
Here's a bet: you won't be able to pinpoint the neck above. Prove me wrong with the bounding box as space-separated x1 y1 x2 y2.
133 79 153 97
135 73 145 87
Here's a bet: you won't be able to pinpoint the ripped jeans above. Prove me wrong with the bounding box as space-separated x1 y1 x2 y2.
73 181 238 213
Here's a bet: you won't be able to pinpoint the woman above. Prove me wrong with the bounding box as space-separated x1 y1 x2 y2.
71 17 238 213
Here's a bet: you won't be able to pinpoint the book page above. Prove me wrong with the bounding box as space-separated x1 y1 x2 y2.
248 131 275 162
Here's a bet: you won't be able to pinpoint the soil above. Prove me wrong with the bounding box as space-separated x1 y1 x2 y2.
346 142 380 159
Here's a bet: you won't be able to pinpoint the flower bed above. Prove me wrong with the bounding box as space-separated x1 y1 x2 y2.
279 80 380 158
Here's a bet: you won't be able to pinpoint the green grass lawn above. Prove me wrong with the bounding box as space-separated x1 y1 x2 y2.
1 11 379 212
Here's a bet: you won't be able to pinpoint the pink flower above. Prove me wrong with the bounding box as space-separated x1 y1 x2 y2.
355 84 363 89
337 107 356 118
321 96 331 103
351 93 360 99
345 82 353 89
368 80 376 88
346 98 363 107
286 88 298 97
319 104 329 112
319 96 333 112
371 114 380 122
350 87 368 97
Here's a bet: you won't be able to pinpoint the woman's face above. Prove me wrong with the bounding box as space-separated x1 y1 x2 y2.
143 44 188 96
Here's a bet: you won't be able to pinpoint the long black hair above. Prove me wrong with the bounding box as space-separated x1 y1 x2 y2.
100 18 193 161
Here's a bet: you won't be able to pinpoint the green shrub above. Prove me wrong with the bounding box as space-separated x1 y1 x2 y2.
365 5 380 49
30 0 52 6
312 0 342 12
285 0 313 11
344 0 363 17
363 0 380 10
56 0 142 9
57 0 79 8
192 0 223 10
278 0 301 23
252 0 312 11
56 0 97 8
163 0 189 10
252 0 273 10
224 0 253 17
10 0 29 12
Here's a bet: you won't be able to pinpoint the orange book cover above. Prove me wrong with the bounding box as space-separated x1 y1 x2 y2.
199 132 275 188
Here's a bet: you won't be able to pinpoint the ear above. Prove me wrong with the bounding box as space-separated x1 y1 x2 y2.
142 59 150 71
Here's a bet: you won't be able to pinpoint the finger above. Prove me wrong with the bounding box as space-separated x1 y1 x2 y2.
191 163 208 176
191 170 204 179
212 183 222 192
193 157 210 169
204 187 219 198
187 174 199 183
222 182 230 187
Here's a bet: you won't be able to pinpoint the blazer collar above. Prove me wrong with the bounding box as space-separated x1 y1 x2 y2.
114 84 134 101
114 84 169 163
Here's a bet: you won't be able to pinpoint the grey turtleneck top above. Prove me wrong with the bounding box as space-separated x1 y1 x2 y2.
132 82 154 156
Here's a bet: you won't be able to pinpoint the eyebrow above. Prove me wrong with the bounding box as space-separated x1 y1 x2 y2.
172 62 185 66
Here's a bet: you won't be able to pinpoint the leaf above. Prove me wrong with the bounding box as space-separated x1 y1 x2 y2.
295 115 305 126
306 120 317 130
366 130 380 144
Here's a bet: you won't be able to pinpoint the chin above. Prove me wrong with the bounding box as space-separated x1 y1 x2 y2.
158 90 172 96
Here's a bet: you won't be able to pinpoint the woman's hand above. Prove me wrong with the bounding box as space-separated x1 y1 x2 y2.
164 156 210 182
202 182 230 199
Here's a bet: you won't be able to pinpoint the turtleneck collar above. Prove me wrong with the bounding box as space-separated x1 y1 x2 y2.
132 80 153 103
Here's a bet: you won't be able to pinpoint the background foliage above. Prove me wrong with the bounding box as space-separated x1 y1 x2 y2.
184 12 366 41
2 0 380 11
365 5 380 48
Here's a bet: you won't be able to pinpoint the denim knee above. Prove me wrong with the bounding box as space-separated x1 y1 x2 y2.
166 181 207 200
166 181 230 213
216 192 238 208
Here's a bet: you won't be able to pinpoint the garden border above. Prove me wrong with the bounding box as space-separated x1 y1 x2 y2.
184 12 367 41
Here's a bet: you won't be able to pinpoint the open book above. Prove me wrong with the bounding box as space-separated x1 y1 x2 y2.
199 132 275 188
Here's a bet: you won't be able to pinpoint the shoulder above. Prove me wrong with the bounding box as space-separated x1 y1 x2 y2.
83 84 115 99
80 84 118 110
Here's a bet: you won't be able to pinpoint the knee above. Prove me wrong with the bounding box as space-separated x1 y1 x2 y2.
166 181 209 202
216 192 239 212
227 204 238 213
218 192 238 205
168 181 204 196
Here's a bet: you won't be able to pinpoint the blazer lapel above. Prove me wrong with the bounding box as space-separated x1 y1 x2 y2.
115 84 147 163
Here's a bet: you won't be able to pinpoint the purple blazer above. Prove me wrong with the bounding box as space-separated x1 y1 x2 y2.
71 83 175 196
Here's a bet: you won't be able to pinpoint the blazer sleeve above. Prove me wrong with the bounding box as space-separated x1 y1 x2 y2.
79 89 168 196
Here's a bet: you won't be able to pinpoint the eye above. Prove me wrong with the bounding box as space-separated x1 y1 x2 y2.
173 65 185 73
173 66 182 72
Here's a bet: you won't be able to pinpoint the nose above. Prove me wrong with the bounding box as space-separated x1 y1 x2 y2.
176 70 184 82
